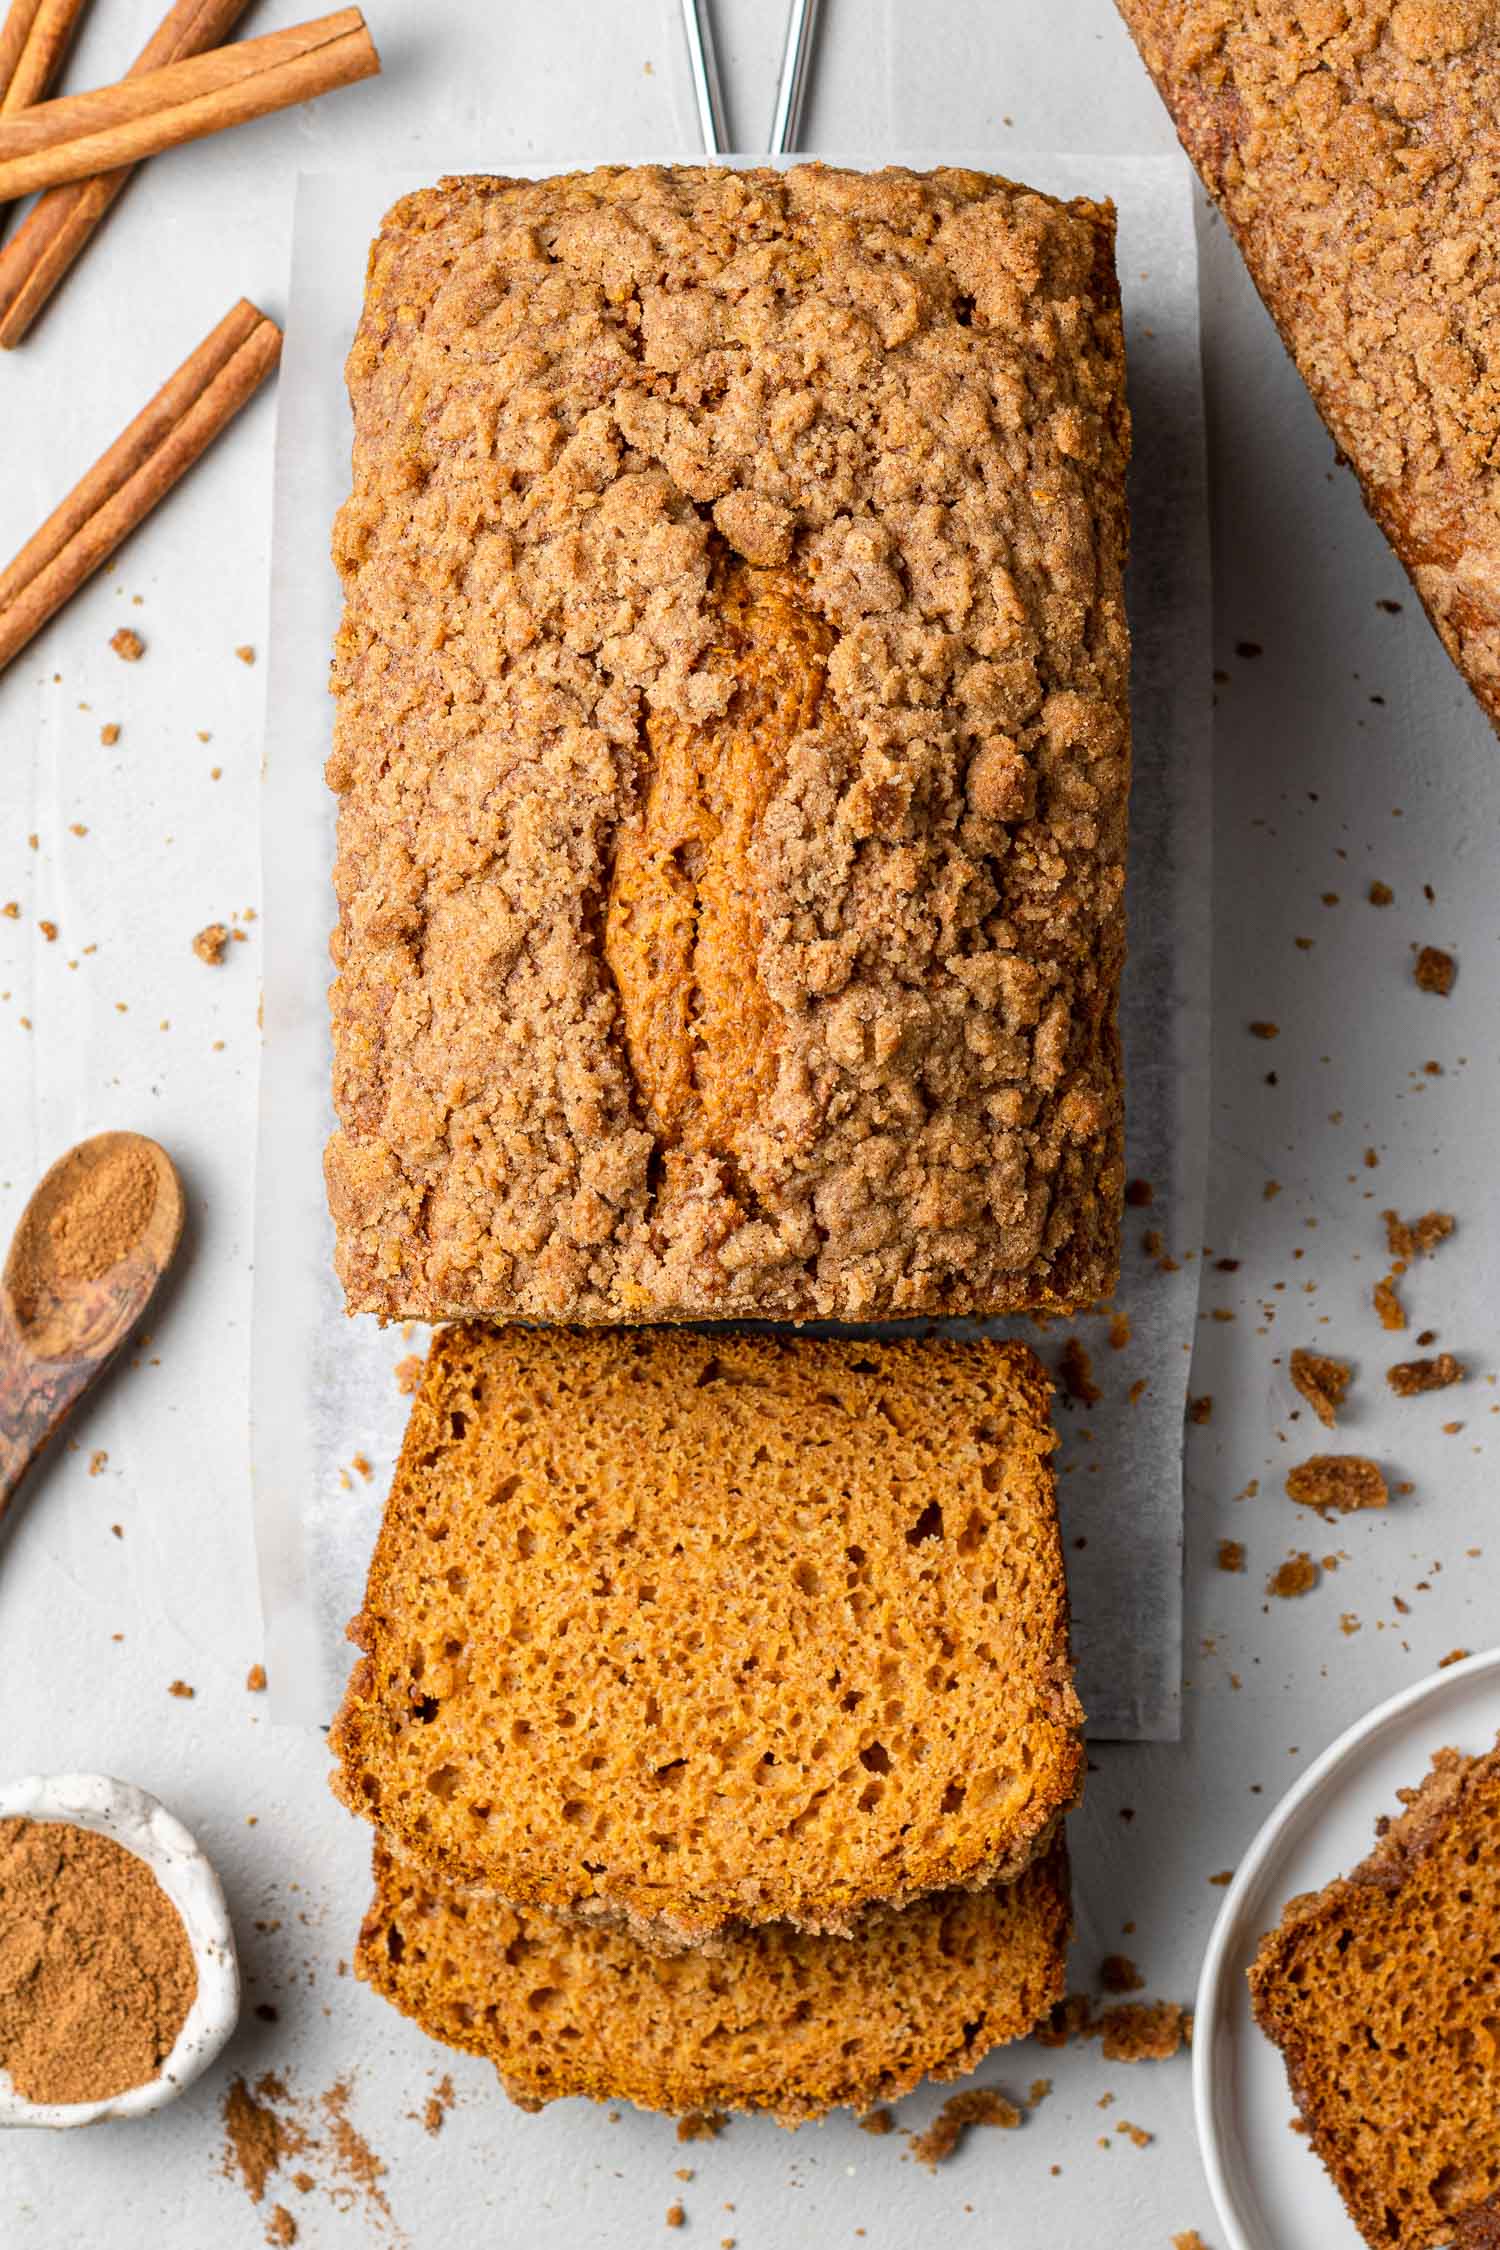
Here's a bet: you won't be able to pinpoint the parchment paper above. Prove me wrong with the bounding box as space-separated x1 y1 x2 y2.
253 152 1210 1740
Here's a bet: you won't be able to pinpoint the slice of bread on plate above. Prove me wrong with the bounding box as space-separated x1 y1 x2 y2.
1251 1732 1500 2250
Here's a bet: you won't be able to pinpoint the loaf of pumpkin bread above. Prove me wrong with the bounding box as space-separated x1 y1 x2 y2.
1115 0 1500 733
325 163 1131 1324
330 1325 1084 1948
358 1830 1072 2123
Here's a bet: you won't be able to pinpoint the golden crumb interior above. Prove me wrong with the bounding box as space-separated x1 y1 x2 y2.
1251 1738 1500 2250
331 1326 1083 1945
358 1831 1072 2122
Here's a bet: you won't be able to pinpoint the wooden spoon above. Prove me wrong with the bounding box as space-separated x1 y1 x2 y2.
0 1131 184 1524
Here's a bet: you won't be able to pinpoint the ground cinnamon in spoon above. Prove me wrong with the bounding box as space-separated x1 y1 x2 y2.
8 1138 159 1316
0 1818 196 2103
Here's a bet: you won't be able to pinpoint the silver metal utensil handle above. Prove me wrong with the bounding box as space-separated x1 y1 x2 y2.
681 0 728 156
770 0 821 154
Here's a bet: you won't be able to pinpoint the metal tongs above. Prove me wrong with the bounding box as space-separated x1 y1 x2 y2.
680 0 823 156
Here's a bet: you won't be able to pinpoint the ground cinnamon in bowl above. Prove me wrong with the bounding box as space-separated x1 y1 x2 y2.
0 1817 196 2105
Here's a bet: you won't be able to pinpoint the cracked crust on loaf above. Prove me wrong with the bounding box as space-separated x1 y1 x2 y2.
325 163 1130 1324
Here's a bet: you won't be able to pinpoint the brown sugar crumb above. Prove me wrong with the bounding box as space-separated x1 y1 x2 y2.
1269 1553 1321 1598
420 2074 454 2136
857 2108 895 2135
394 1354 424 1395
1101 1953 1144 1994
1248 1020 1279 1039
1383 1210 1454 1260
1036 1991 1094 2049
167 1679 195 1699
100 723 120 746
88 1449 107 1476
676 2112 727 2143
1438 1648 1472 1669
1387 1353 1465 1397
1217 1540 1246 1574
1208 1870 1234 1886
1095 2001 1191 2064
1368 881 1393 906
246 1664 268 1693
1124 1178 1154 1207
1413 945 1455 996
110 627 144 661
1286 1456 1388 1520
1373 1274 1407 1332
1058 1337 1101 1407
1188 1395 1213 1425
193 924 230 966
350 1452 373 1482
1289 1349 1352 1430
1117 2120 1154 2148
2 900 17 917
1171 2236 1209 2250
235 645 256 665
265 2211 297 2248
1108 1312 1131 1350
666 2206 686 2230
909 2086 1022 2167
37 919 57 942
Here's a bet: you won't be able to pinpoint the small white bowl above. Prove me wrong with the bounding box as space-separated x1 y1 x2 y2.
0 1773 240 2128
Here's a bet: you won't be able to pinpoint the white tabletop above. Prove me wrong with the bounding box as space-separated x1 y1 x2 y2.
2 4 1495 2245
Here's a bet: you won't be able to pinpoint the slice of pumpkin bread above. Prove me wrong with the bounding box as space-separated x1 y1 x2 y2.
357 1830 1072 2122
330 1326 1083 1947
1250 1732 1500 2250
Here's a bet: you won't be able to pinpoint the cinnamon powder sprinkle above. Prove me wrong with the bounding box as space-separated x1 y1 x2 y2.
0 1819 196 2103
1289 1349 1351 1430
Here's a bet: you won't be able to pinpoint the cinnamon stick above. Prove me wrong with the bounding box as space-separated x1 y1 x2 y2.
0 0 86 113
0 0 254 348
0 298 281 674
0 8 379 202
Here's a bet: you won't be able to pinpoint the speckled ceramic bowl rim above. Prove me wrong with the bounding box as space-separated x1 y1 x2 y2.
0 1772 240 2128
1193 1647 1500 2250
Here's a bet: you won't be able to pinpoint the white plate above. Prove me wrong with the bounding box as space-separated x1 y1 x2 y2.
1194 1648 1500 2250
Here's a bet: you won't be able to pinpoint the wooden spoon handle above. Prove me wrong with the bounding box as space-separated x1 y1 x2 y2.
0 1319 89 1522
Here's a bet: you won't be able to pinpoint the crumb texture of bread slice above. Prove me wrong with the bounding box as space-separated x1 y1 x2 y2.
1250 1736 1500 2250
330 1327 1084 1945
1114 1 1500 733
356 1831 1072 2122
324 162 1131 1325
